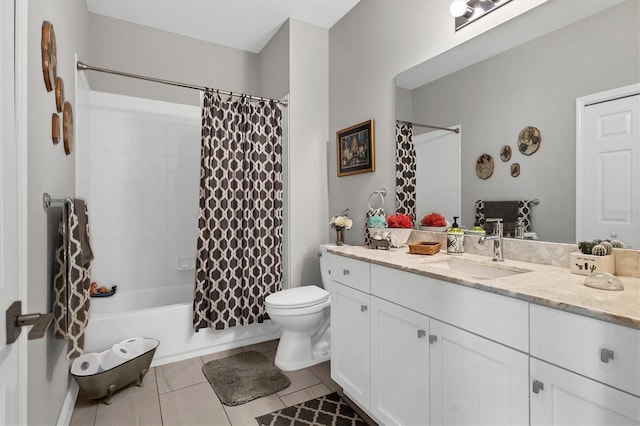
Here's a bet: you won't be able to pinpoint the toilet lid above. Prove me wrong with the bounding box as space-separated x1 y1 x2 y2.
266 286 329 309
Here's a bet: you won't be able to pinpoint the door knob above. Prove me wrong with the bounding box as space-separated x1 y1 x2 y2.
6 301 54 344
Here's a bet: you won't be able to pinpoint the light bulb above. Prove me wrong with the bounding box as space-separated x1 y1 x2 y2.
450 0 469 17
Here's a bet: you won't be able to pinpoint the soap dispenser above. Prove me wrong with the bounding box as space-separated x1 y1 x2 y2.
447 216 464 255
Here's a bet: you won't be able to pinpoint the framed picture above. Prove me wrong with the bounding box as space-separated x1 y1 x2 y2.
336 119 375 177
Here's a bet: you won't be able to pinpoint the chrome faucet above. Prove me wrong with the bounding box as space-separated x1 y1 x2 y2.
478 218 504 262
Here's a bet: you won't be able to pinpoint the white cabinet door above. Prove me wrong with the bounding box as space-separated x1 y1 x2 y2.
330 282 370 410
430 320 529 426
531 358 640 425
370 296 430 426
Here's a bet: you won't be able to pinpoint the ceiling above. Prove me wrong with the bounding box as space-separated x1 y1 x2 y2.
85 0 360 53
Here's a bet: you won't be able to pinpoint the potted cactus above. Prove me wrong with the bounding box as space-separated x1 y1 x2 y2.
570 239 621 276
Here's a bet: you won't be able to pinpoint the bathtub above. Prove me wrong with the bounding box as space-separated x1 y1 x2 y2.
83 285 281 366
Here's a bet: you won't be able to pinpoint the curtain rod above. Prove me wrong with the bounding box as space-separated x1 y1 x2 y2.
76 61 288 107
397 120 459 134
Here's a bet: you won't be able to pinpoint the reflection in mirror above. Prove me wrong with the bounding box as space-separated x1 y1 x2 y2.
413 125 461 227
395 0 639 246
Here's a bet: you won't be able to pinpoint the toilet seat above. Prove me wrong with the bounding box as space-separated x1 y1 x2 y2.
266 286 329 309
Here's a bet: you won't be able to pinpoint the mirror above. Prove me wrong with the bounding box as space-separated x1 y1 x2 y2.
396 0 639 246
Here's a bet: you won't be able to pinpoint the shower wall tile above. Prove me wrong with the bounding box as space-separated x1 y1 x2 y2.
83 91 200 293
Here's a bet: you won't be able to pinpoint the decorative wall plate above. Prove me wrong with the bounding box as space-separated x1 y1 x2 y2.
41 21 57 92
52 113 60 145
511 163 521 177
517 126 541 156
55 77 64 112
476 153 494 180
500 145 512 162
63 102 73 155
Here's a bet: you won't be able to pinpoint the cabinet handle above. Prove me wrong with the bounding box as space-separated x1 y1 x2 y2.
343 269 350 276
360 305 368 312
417 329 426 339
532 380 544 394
601 348 615 363
429 335 437 344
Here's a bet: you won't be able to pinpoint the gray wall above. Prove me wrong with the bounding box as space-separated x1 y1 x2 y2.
288 19 329 287
259 21 290 101
327 0 545 244
406 1 639 243
26 1 90 424
87 13 261 106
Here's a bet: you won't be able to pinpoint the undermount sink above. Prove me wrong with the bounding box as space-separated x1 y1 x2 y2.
424 258 531 280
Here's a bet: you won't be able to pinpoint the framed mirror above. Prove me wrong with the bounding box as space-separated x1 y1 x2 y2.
395 0 638 246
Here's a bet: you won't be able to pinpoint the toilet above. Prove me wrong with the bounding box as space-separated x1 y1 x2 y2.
265 244 334 371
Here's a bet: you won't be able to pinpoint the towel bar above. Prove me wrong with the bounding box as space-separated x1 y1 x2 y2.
42 192 72 210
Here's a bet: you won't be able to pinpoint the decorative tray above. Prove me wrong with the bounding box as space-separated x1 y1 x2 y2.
408 241 441 255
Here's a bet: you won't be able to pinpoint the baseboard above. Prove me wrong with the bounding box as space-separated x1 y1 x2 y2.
56 379 79 426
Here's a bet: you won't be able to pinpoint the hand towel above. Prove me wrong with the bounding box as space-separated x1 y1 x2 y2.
483 201 519 234
53 199 93 359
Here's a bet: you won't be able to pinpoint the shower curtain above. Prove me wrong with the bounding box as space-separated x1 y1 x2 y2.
193 92 283 331
395 121 416 221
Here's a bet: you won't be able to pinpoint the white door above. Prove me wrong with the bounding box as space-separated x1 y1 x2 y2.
1 0 27 424
429 319 529 426
330 282 370 411
415 127 461 223
370 296 429 426
578 87 640 248
531 358 640 425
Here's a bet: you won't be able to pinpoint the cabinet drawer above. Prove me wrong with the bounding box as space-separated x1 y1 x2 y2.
371 264 529 352
530 304 640 396
328 253 370 293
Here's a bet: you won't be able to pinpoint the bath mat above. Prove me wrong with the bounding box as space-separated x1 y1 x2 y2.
202 350 290 406
255 392 367 426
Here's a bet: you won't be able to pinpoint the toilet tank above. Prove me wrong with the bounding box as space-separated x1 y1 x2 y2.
318 244 336 291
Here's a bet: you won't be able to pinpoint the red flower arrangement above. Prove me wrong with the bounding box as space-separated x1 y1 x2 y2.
386 213 413 229
420 212 447 227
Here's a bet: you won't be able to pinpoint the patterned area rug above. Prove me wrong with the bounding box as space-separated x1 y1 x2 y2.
202 351 290 406
256 392 367 426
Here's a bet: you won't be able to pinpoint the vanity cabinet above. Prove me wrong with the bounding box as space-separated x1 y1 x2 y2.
328 251 640 426
530 304 640 425
370 296 430 425
430 319 529 425
330 281 371 411
530 358 640 425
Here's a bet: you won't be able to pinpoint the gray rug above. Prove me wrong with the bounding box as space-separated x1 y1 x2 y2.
202 350 290 406
256 392 367 426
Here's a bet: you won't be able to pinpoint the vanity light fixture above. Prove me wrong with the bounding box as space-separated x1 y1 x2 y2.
450 0 512 31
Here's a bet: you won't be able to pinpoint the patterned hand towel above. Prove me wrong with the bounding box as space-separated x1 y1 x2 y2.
53 199 93 359
483 201 519 234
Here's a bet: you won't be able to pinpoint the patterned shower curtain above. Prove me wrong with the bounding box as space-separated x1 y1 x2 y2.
193 92 283 332
395 121 416 221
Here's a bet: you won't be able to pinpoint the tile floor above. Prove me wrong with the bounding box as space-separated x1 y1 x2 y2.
69 340 343 426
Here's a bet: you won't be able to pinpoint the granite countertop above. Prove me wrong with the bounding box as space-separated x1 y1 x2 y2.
328 245 640 330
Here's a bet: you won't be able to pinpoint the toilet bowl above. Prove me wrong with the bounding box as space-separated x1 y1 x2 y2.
265 244 334 371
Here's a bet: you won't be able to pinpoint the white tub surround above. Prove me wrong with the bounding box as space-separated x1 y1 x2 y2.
84 286 280 365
